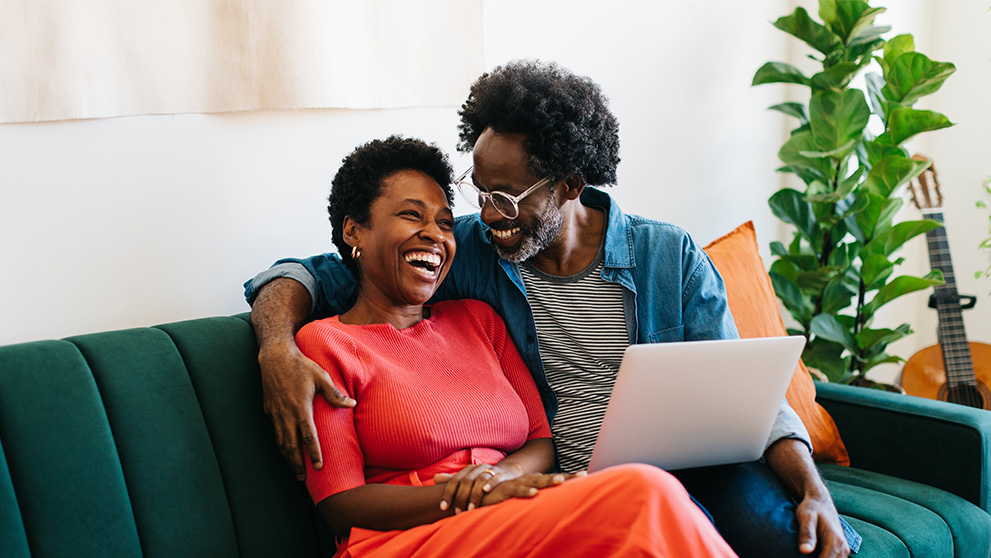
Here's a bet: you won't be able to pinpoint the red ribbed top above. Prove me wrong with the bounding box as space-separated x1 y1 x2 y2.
298 299 552 504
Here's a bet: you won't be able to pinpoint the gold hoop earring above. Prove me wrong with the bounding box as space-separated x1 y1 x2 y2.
351 245 361 260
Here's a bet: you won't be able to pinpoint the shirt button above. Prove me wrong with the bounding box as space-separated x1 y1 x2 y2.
527 335 534 343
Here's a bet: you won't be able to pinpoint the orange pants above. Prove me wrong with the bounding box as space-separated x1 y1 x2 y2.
338 463 738 558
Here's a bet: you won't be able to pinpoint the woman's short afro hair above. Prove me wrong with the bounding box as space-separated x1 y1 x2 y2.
327 135 454 275
457 60 620 186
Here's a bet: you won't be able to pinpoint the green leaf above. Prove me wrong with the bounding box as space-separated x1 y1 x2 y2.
769 102 810 124
883 34 915 70
862 353 905 372
861 271 944 318
845 192 883 242
806 167 864 203
864 72 887 117
769 189 818 242
864 154 931 197
770 271 813 325
778 131 835 183
811 61 868 92
811 313 859 352
857 323 912 355
847 24 890 48
819 1 885 45
803 337 852 382
753 62 812 87
772 7 843 54
864 139 907 167
885 107 954 145
800 139 858 160
863 218 943 257
882 52 956 105
809 89 871 153
827 242 859 268
861 253 894 291
821 277 857 314
797 266 846 290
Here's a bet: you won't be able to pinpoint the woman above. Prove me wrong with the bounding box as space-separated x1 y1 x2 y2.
297 135 737 557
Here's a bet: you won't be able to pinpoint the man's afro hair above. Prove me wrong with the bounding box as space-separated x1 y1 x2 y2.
457 60 620 186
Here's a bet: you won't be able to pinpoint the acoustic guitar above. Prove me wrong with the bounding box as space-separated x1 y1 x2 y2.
901 157 991 409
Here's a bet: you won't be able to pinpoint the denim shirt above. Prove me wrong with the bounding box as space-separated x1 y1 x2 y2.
244 187 811 452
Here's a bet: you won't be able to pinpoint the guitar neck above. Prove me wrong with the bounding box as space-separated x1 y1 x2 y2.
922 209 976 387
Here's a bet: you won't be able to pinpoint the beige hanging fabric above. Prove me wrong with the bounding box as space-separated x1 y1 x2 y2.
0 0 484 123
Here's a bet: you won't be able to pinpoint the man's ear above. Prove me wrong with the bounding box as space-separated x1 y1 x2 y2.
559 173 587 201
342 216 360 247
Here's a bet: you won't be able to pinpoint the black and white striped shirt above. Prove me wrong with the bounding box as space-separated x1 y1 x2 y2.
520 253 628 472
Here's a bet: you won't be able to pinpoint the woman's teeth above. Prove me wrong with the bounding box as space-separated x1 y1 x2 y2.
491 227 520 240
404 251 441 274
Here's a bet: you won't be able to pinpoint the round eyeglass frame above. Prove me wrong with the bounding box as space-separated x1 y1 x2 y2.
454 166 555 220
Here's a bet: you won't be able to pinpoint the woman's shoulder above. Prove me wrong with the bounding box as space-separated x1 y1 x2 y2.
296 316 350 349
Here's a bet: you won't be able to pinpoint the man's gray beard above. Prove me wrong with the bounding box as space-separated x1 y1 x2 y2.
491 202 564 263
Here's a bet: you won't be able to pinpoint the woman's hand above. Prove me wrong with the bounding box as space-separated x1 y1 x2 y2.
434 464 516 513
435 467 587 513
478 472 587 507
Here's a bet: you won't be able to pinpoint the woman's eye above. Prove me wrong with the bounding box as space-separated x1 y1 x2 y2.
399 210 420 219
439 219 454 230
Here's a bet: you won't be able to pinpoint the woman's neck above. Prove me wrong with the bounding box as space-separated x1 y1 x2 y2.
339 295 426 329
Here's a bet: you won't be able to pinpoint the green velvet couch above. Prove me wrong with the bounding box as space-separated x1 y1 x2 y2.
1 313 990 557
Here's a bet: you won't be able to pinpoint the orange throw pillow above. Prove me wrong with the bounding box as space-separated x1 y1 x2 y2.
704 222 850 466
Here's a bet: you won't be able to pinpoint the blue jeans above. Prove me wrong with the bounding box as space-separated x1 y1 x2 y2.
673 461 862 557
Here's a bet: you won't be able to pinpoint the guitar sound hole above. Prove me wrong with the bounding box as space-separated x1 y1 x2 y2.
940 384 987 409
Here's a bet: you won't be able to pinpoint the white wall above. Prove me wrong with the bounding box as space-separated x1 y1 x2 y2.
2 0 989 386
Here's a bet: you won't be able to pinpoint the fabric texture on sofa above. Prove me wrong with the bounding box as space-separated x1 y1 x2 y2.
0 316 333 558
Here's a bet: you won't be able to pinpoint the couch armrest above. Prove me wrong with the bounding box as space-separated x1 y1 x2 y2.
815 382 991 513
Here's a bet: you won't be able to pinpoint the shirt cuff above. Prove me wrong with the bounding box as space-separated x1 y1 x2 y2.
244 262 319 314
764 397 813 455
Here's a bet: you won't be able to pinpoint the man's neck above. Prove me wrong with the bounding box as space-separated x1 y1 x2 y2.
527 202 605 277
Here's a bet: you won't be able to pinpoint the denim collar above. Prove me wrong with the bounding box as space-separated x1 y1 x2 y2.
579 187 634 270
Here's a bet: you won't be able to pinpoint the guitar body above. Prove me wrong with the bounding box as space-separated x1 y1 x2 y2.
903 342 991 410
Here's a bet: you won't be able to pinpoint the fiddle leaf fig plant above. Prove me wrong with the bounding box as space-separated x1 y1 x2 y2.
753 0 955 385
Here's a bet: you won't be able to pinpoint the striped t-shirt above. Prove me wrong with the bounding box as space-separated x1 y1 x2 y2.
520 252 628 472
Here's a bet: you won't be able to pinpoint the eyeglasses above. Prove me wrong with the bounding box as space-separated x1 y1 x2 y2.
454 166 555 220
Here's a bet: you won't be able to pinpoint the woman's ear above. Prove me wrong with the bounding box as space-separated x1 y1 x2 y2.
342 216 360 248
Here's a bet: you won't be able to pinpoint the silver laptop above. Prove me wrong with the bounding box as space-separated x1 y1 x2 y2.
586 336 805 473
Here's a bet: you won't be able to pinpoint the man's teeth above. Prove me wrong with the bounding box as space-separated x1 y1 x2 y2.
491 227 521 240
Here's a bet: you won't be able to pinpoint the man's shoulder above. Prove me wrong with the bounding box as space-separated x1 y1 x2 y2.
621 212 695 251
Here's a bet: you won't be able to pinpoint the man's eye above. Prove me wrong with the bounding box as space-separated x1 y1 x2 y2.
399 210 420 219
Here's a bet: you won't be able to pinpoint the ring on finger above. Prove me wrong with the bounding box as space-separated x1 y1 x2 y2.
481 469 496 478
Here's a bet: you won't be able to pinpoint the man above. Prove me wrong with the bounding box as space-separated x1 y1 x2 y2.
246 60 857 557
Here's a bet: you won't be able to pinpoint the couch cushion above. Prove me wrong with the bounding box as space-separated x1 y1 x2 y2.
822 464 991 558
704 221 849 465
155 315 330 558
68 328 240 558
840 517 909 558
0 340 142 558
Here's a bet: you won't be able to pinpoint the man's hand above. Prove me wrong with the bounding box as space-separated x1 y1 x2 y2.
250 277 355 481
765 438 851 557
259 342 355 480
794 489 850 557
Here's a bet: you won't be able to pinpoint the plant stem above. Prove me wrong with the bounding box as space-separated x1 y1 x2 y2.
850 278 867 375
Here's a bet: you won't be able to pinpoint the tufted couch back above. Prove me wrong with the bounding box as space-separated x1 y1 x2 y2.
0 315 332 558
